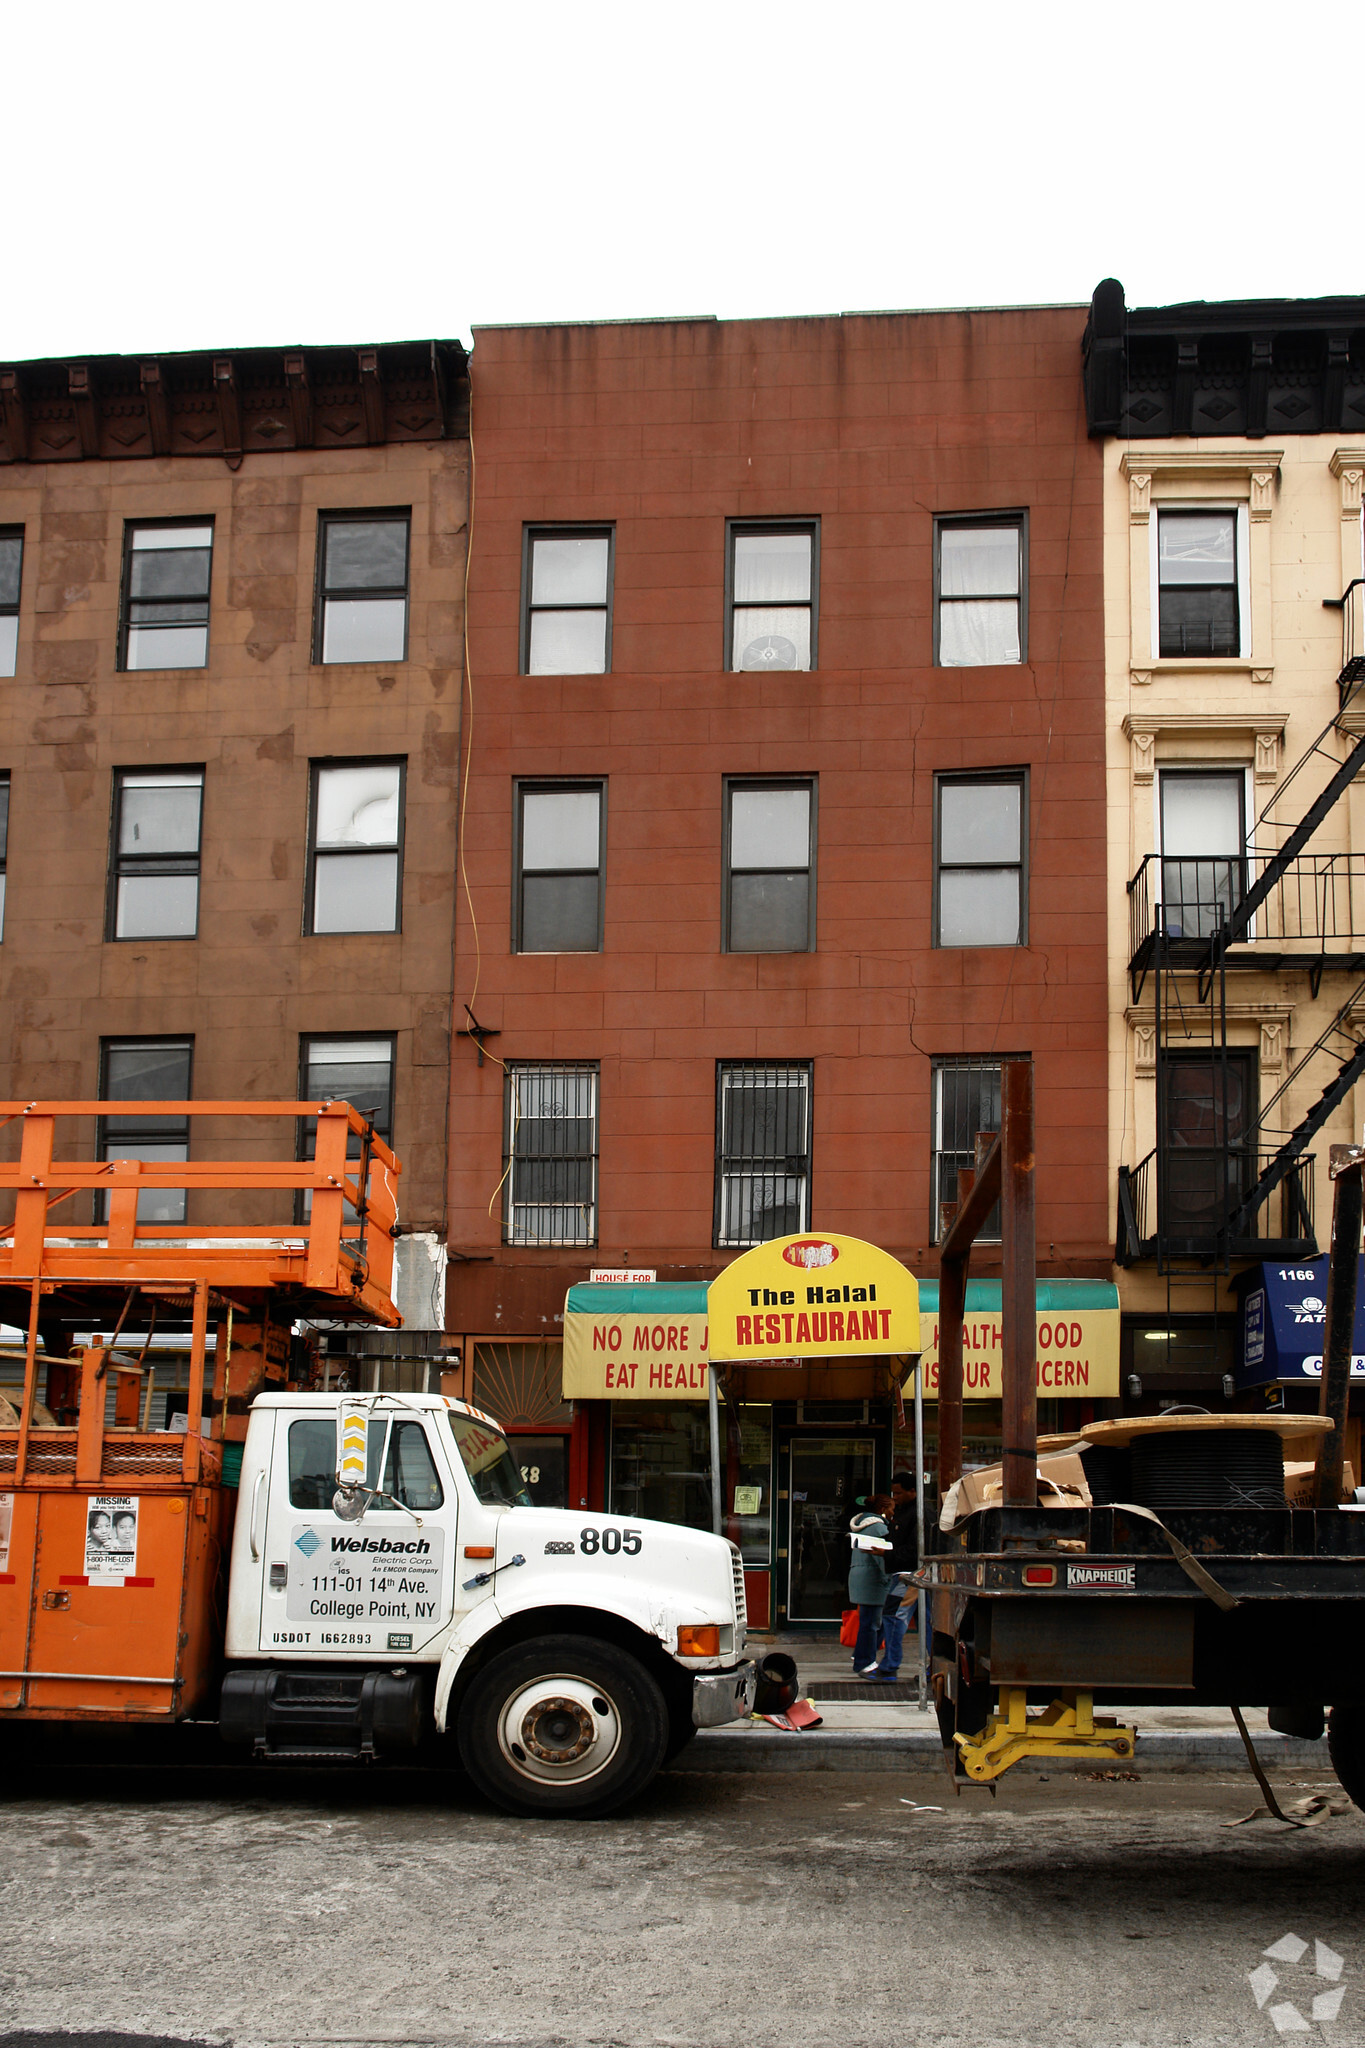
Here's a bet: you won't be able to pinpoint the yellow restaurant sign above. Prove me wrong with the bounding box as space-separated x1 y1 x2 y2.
913 1285 1120 1401
709 1232 920 1363
563 1284 711 1400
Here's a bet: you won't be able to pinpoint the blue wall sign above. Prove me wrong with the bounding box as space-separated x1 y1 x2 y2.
1235 1256 1365 1387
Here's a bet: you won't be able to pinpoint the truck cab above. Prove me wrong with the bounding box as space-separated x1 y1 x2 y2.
223 1391 756 1815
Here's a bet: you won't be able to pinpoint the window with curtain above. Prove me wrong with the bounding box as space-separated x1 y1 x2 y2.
934 772 1026 947
727 523 817 671
0 529 23 677
308 760 404 934
935 516 1026 667
98 1038 193 1224
523 529 613 674
109 769 204 940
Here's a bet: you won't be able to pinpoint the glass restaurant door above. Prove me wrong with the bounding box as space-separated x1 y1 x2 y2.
786 1436 874 1622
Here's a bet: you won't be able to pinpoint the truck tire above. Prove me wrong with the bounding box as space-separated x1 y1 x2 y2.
457 1634 669 1819
1327 1703 1365 1811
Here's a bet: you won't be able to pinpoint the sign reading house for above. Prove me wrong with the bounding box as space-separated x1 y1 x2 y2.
709 1233 921 1362
562 1283 710 1400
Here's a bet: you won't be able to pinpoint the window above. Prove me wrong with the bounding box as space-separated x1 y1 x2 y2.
120 523 213 671
522 528 613 675
298 1039 395 1219
1157 508 1240 658
935 771 1026 947
98 1039 193 1224
726 521 817 672
932 1059 1002 1242
724 779 816 953
715 1062 812 1248
109 768 204 940
285 1415 441 1510
0 774 8 940
316 512 410 664
1160 1051 1257 1239
448 1412 533 1506
308 760 404 934
1158 769 1247 941
381 1422 444 1510
0 529 22 677
504 1063 599 1246
935 515 1026 666
514 782 605 953
611 1403 772 1563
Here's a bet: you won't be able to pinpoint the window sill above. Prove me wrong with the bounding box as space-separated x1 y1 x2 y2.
1133 660 1272 686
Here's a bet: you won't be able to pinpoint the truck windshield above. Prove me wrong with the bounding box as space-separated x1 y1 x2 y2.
449 1413 533 1507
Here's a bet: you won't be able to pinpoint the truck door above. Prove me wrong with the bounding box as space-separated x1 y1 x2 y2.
258 1408 455 1659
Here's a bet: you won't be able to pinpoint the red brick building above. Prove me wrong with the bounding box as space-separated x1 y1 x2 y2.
445 308 1110 1628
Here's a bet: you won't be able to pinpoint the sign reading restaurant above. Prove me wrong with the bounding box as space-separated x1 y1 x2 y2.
709 1233 921 1362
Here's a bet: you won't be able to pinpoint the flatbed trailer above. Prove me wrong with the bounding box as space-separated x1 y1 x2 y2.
923 1066 1365 1809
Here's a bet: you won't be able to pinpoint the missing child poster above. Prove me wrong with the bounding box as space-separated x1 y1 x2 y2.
85 1495 138 1582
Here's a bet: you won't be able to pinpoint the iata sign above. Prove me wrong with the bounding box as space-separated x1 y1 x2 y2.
709 1232 920 1363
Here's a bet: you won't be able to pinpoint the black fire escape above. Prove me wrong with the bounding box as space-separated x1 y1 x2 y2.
1117 602 1365 1344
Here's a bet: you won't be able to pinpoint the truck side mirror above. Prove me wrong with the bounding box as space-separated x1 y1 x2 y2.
332 1484 369 1522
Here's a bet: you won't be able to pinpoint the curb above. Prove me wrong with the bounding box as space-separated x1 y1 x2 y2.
673 1725 1334 1775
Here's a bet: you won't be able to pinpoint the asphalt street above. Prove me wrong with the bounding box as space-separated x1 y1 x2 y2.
1 1754 1363 2048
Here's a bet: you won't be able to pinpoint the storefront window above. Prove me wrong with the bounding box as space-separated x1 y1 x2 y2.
610 1404 772 1566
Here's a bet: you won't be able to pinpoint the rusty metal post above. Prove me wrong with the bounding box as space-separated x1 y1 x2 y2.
1316 1147 1363 1508
1000 1060 1038 1509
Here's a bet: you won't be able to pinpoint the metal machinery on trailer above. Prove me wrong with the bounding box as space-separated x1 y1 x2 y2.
924 1064 1365 1809
0 1101 755 1816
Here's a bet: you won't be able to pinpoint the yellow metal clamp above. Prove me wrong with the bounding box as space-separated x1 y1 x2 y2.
953 1689 1137 1782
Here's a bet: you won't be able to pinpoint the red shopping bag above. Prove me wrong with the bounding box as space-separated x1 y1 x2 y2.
839 1608 859 1647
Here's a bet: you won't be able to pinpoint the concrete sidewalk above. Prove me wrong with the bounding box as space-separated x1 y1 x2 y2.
677 1633 1337 1775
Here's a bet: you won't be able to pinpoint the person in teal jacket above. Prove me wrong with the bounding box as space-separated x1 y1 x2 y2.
847 1495 893 1674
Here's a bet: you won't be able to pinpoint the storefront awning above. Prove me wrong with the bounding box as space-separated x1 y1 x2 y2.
709 1232 920 1362
562 1283 709 1400
1235 1257 1365 1389
915 1278 1120 1400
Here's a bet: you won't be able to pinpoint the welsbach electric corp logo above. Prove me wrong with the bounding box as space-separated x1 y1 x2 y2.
1248 1932 1346 2033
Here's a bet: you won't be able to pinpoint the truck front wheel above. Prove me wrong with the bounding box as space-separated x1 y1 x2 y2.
457 1634 669 1818
1327 1703 1365 1812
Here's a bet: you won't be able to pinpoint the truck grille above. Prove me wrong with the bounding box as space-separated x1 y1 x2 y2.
729 1542 747 1644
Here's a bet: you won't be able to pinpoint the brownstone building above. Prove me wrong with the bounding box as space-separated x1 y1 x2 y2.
0 340 470 1380
445 309 1112 1627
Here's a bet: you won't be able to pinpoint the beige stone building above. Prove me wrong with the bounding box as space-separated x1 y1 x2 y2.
1086 280 1365 1443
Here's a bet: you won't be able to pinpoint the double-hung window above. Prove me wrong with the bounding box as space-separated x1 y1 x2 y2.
514 782 605 953
931 1059 1002 1241
724 779 816 953
1158 768 1247 941
727 522 817 671
0 774 9 938
1156 508 1241 657
935 515 1026 667
120 523 213 670
934 771 1026 947
98 1039 193 1224
316 513 410 663
522 528 613 675
298 1037 395 1223
0 529 22 676
504 1063 599 1246
714 1062 812 1248
109 768 204 940
308 761 404 934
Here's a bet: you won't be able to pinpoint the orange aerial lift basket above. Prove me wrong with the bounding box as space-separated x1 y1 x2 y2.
0 1100 403 1722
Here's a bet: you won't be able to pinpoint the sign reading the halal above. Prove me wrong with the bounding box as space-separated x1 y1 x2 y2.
709 1232 920 1363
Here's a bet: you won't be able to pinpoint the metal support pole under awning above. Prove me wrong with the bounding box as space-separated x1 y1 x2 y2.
708 1363 723 1537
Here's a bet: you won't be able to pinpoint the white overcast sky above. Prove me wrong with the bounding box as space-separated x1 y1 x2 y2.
8 0 1360 361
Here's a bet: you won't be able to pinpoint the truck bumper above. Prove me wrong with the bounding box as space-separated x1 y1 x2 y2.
691 1659 758 1729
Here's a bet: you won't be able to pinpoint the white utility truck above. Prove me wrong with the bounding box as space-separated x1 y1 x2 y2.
221 1391 756 1815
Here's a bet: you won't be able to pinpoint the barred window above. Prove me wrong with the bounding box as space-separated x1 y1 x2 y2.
932 1058 1002 1242
715 1062 812 1248
504 1063 599 1246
